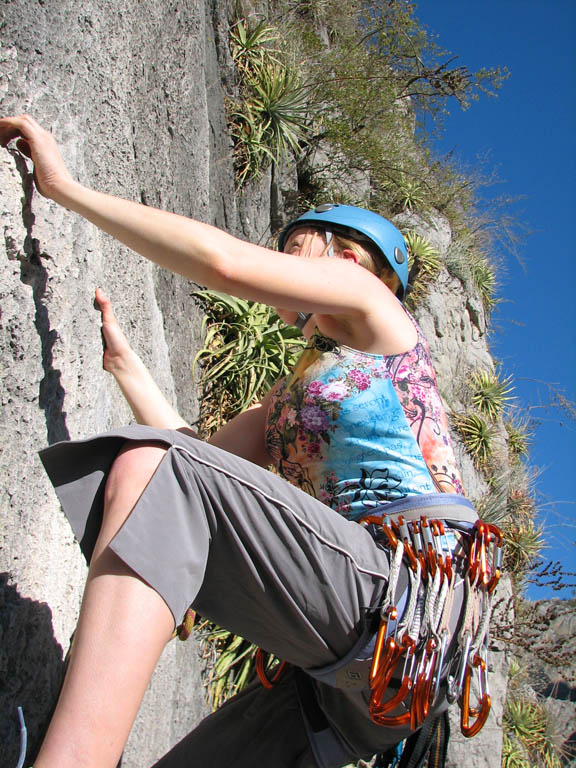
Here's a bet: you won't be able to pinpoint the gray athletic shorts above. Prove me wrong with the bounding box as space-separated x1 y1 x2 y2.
39 425 464 766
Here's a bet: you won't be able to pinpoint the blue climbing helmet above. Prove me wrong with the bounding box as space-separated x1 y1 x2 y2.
277 203 409 298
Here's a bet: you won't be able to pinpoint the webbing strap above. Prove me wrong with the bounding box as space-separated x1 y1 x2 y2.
295 670 355 768
366 494 477 525
303 583 409 690
398 710 450 768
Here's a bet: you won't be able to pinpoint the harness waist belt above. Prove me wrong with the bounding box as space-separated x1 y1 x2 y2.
367 493 477 526
303 587 409 690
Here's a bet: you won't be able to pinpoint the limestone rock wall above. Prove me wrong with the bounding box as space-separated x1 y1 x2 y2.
1 2 508 767
0 1 246 765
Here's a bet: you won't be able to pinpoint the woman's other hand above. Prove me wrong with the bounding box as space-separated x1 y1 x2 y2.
0 114 74 200
94 288 191 430
95 288 134 375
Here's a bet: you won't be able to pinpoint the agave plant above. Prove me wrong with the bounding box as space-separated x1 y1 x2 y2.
507 488 537 519
193 290 307 433
229 103 276 186
230 18 281 73
397 179 425 211
248 62 311 158
470 253 497 311
469 367 514 421
475 477 510 526
452 411 496 469
505 416 532 460
228 17 313 185
502 732 529 768
503 697 564 768
404 231 442 276
503 516 544 574
403 230 442 306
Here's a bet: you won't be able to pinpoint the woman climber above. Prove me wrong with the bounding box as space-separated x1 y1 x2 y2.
1 114 499 768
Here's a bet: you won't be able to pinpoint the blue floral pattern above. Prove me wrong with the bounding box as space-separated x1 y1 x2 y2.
266 324 464 521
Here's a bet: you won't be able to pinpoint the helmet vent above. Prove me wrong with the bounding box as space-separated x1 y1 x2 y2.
314 203 338 213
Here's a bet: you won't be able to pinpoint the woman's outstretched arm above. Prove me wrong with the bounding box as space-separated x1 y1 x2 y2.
0 115 405 324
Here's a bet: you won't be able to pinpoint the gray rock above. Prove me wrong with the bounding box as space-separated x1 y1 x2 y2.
0 1 229 763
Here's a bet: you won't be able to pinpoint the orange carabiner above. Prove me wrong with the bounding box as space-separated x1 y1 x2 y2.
369 606 398 686
410 637 438 729
381 522 400 549
420 517 438 578
410 520 428 578
469 521 490 587
370 636 416 721
255 648 288 690
430 519 453 581
370 663 409 722
460 653 491 737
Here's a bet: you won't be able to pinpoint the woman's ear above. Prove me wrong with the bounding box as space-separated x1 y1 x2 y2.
340 248 360 264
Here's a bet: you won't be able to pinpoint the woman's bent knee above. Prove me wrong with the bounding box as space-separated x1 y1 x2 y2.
100 440 169 540
106 440 168 496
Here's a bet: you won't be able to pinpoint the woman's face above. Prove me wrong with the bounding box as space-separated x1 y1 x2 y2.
275 227 330 327
282 227 330 259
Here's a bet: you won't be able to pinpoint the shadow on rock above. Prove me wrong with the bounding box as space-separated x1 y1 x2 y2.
0 573 65 768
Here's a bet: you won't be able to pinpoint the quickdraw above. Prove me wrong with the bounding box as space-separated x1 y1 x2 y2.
364 513 502 739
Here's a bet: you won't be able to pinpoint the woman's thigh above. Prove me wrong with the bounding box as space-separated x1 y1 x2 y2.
42 426 393 670
115 434 392 669
151 671 316 768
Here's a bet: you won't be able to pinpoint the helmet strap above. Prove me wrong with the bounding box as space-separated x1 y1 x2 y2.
325 228 335 258
294 228 334 332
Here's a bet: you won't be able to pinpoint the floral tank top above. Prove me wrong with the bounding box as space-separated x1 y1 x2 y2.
265 319 464 521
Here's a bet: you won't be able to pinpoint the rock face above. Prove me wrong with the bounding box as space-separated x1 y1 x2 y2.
1 1 240 764
1 2 509 767
517 600 576 765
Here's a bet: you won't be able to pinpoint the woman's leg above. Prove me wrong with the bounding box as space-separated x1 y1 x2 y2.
36 442 174 768
38 431 395 766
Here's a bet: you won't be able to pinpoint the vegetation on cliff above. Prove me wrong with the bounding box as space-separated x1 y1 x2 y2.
190 2 573 764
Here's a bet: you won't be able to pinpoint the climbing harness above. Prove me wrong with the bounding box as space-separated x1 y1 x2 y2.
255 493 503 767
363 508 502 738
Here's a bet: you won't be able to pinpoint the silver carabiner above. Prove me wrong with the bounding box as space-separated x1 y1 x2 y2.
447 631 472 703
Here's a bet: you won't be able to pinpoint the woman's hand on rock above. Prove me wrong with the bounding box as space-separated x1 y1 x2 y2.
95 288 134 375
0 114 75 200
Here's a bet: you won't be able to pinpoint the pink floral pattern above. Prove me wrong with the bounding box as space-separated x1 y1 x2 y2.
266 323 464 520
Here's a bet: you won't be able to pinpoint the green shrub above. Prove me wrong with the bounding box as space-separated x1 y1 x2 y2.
452 411 496 468
193 290 306 433
469 367 514 421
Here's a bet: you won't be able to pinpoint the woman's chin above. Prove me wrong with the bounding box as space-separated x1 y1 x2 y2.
275 308 299 326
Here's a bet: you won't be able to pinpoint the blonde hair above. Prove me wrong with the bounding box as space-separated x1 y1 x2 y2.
331 232 402 296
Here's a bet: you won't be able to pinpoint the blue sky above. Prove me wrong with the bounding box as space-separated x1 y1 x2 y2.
414 0 576 599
